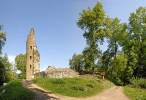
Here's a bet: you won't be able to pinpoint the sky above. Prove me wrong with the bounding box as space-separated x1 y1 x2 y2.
0 0 146 71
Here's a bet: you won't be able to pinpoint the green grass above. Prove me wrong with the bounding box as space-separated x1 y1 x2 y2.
0 80 35 100
124 86 146 100
33 75 114 97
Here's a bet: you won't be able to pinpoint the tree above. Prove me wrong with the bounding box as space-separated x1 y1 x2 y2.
100 48 112 71
70 2 146 85
15 54 26 79
0 54 13 82
77 2 105 73
107 54 127 85
104 17 128 61
128 7 146 77
0 62 5 86
69 53 84 74
0 26 6 54
0 26 6 85
122 36 138 84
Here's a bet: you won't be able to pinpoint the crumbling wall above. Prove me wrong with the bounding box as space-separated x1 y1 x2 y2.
40 66 79 78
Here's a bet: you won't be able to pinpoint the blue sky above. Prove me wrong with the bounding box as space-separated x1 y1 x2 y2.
0 0 146 70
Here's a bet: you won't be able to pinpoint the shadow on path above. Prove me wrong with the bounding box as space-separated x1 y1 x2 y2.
23 80 60 100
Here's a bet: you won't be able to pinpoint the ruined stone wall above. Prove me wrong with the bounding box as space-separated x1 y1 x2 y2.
40 66 79 78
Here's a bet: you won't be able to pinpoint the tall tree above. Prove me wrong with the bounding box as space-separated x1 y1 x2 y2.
101 17 128 70
104 17 127 60
101 17 129 84
71 2 146 85
15 54 26 79
128 7 146 77
0 25 6 85
0 26 6 54
123 39 137 84
77 2 105 73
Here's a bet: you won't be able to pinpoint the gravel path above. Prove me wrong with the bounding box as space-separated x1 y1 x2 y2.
23 80 129 100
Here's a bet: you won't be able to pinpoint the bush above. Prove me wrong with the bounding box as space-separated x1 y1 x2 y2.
51 79 65 84
130 77 146 89
86 83 94 88
71 85 87 91
124 86 146 100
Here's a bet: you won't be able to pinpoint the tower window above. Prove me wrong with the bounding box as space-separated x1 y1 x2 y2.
30 56 32 60
30 46 32 49
30 64 32 69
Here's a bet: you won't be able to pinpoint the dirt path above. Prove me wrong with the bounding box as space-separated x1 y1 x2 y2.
23 80 129 100
23 80 60 100
81 86 129 100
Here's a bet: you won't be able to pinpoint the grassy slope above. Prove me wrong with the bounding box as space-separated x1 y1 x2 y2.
124 86 146 100
0 80 35 100
34 75 114 97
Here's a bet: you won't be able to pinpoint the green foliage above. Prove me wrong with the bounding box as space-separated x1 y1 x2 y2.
0 26 6 85
128 7 146 77
51 78 65 84
71 85 86 91
71 2 146 86
82 47 99 73
107 54 128 85
0 80 34 100
124 86 146 100
15 54 26 79
0 62 5 86
34 76 113 97
0 55 14 82
102 17 129 85
86 83 94 88
104 17 128 60
0 27 6 54
69 53 84 73
77 2 105 73
125 78 146 100
130 77 146 89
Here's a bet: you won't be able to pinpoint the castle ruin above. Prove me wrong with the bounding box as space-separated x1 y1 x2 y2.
26 28 78 79
26 28 40 80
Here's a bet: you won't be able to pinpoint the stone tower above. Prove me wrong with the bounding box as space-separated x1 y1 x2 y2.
26 28 40 80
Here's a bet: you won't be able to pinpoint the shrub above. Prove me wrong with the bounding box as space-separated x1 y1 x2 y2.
124 86 146 100
51 79 65 84
71 85 87 91
86 83 94 88
130 77 146 89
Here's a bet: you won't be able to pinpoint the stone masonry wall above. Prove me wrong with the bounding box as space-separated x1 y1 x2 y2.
40 66 79 78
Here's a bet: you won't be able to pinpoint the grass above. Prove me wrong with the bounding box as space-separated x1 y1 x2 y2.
124 86 146 100
33 75 114 97
130 77 146 89
0 80 35 100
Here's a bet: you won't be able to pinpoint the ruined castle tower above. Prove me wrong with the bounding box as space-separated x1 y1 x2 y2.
26 28 40 80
